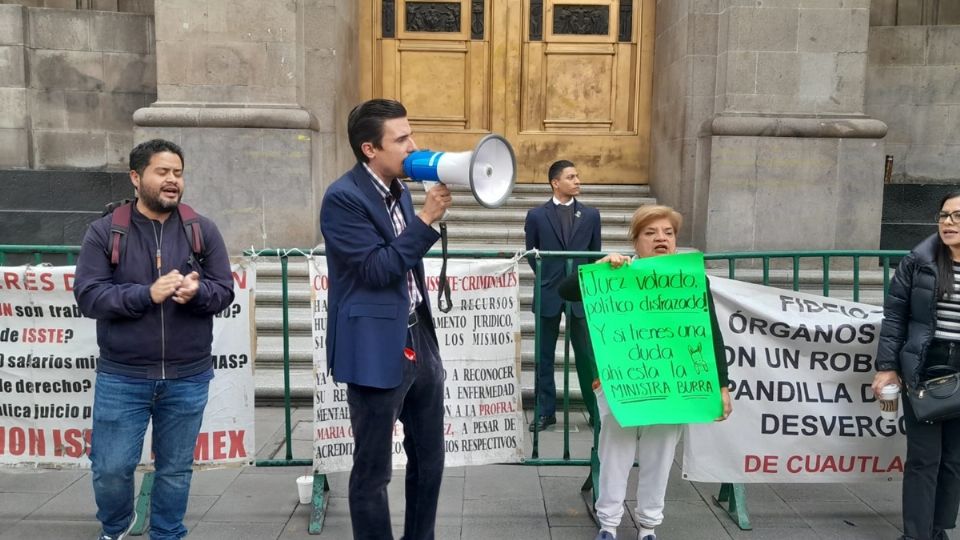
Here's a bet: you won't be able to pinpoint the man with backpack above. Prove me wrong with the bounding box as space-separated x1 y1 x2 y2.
74 139 235 540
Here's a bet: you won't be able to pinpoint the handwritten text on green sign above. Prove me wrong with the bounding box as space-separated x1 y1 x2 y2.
579 252 721 426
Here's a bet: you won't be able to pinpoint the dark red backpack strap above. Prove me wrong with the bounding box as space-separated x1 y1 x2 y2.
109 202 134 266
177 203 204 259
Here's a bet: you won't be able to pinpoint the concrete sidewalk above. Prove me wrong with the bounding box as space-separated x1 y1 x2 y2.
0 406 908 539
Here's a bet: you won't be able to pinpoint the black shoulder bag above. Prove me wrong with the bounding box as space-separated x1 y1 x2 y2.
907 364 960 424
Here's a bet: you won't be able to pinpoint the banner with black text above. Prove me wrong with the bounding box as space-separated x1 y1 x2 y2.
310 257 524 473
682 277 906 483
0 264 256 469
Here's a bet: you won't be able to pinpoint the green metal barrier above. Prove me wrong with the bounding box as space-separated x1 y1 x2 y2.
0 245 79 265
1 244 911 534
244 247 909 532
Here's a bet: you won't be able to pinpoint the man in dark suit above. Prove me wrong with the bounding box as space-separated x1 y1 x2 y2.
524 160 602 432
320 99 452 540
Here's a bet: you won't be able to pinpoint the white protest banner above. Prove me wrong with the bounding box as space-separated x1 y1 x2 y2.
682 277 906 483
0 264 256 469
310 257 524 473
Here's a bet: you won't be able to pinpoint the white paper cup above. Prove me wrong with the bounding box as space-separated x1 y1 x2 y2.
879 384 900 421
296 475 313 504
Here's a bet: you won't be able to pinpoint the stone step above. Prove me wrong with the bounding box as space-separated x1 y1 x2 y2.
436 208 640 225
407 180 654 210
411 193 655 211
418 224 630 243
408 181 651 196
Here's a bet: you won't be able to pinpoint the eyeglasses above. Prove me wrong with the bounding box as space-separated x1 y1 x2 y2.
936 211 960 224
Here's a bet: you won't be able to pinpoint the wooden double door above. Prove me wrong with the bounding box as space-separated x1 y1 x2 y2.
359 0 655 184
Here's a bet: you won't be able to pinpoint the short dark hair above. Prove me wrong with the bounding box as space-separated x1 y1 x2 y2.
347 99 408 163
548 160 575 184
129 139 184 177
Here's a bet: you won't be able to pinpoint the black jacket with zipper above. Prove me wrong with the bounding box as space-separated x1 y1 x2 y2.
74 202 235 379
876 233 941 387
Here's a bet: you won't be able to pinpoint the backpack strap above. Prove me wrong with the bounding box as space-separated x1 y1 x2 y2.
109 201 134 266
107 201 204 267
177 203 205 262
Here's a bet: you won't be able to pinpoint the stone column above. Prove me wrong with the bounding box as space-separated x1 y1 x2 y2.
0 5 28 168
649 0 719 245
134 0 358 251
651 0 887 252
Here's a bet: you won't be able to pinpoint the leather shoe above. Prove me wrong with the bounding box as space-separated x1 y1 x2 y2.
528 414 557 432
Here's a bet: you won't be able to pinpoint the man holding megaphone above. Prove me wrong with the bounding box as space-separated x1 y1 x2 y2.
320 98 451 540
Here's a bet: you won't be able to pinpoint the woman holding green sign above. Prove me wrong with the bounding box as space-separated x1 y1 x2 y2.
559 204 732 540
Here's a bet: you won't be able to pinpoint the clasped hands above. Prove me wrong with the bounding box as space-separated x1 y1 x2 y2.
150 269 200 304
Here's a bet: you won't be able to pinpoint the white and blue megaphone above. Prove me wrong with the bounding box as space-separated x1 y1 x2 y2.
402 134 516 208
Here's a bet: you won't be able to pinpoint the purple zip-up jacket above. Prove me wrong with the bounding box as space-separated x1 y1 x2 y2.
73 203 235 379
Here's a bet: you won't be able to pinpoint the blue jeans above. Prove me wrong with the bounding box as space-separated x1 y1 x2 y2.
91 372 209 540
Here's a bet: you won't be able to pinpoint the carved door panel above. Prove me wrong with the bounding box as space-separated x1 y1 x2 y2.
360 0 654 184
360 0 495 153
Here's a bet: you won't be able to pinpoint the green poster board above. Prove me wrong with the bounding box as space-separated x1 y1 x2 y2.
579 252 722 427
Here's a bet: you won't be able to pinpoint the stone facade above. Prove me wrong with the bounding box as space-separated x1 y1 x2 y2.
866 24 960 183
651 0 887 253
131 0 357 250
0 4 155 170
0 169 129 247
1 0 957 253
870 0 960 25
0 0 152 11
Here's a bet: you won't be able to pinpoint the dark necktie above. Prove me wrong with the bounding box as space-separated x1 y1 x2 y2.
556 203 574 244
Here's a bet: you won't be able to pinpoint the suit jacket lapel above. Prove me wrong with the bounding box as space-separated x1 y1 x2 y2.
543 200 565 249
399 183 415 227
352 163 398 239
400 183 429 299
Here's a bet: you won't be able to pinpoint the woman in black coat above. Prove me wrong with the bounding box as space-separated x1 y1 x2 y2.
873 191 960 540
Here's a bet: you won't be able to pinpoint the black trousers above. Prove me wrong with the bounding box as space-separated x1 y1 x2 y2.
535 312 598 420
902 344 960 540
346 314 445 540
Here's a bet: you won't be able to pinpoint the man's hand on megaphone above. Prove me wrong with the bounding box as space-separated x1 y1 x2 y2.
418 183 452 225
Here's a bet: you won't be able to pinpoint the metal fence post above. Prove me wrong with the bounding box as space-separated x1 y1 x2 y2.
715 482 752 530
130 471 154 535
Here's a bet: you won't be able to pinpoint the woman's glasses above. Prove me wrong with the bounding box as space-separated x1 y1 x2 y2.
936 211 960 224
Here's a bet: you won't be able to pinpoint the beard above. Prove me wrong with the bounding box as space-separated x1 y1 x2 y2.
139 185 182 214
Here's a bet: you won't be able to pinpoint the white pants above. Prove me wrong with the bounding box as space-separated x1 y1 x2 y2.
595 388 682 532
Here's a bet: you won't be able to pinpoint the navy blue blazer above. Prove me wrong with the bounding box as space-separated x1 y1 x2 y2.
524 198 601 318
320 163 441 388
